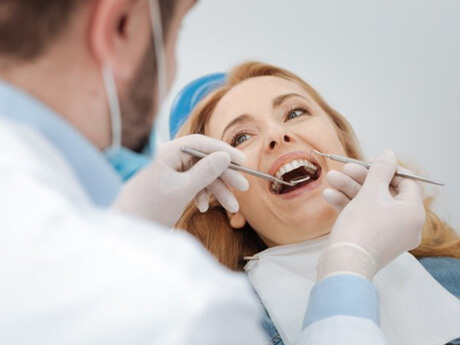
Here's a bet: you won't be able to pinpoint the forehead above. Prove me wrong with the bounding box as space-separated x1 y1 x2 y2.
208 76 311 135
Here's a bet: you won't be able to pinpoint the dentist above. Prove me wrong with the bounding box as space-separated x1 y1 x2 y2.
0 1 424 344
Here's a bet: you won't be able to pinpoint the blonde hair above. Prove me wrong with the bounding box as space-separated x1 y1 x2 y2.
176 61 460 271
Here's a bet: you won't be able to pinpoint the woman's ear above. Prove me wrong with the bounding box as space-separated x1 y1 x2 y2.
226 210 246 229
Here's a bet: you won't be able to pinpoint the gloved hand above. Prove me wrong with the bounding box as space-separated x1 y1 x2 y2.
113 134 249 227
317 150 426 281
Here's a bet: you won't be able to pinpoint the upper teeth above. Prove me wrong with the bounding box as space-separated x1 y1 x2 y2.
271 159 318 193
275 159 317 179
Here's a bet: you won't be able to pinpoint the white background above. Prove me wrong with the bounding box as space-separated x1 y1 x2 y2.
156 0 460 231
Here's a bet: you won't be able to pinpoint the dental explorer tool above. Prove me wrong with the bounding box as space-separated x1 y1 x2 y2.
310 150 445 186
181 146 311 187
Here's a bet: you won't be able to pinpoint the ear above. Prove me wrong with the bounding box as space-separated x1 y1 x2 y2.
88 0 151 79
226 210 247 229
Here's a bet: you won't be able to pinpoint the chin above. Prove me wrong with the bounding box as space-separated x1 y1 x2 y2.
289 200 338 237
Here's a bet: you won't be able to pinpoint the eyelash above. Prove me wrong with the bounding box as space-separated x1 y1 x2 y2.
230 129 252 147
229 105 311 147
284 105 311 121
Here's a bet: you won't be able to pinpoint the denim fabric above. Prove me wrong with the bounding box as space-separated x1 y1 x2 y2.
448 338 460 344
419 257 460 344
261 257 460 345
419 257 460 299
260 308 283 345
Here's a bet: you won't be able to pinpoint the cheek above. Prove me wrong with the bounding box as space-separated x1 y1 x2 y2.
231 175 261 208
312 120 347 156
319 134 347 172
231 145 264 203
229 172 269 229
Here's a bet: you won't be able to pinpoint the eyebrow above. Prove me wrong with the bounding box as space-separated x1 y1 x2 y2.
272 93 309 107
221 114 253 140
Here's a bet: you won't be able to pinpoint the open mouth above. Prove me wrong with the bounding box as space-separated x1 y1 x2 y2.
270 159 321 195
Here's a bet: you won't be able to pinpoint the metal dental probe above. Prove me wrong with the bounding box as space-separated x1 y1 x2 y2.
310 150 445 186
181 146 311 187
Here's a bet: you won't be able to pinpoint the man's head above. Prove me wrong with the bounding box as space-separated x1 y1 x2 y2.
0 0 197 150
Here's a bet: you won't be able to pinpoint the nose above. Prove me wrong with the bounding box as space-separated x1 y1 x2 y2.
265 126 293 152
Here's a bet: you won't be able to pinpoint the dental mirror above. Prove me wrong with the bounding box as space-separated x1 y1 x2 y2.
181 146 313 187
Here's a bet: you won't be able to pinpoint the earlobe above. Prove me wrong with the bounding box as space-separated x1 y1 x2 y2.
227 210 247 229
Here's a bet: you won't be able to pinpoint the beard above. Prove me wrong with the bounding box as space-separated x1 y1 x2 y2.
119 42 157 152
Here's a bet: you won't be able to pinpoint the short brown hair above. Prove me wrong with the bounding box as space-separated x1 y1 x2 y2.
0 0 179 61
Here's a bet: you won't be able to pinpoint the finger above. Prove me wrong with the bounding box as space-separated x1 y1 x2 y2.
195 189 210 213
362 150 397 193
368 149 397 165
221 169 249 192
207 179 239 213
166 134 246 168
389 165 414 190
185 151 231 193
389 185 398 197
394 177 423 204
342 163 368 185
323 188 351 210
326 170 363 200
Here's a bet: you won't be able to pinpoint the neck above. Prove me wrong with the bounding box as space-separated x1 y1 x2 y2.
0 42 110 151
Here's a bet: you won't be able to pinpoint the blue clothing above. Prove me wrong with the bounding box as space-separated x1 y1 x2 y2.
303 275 379 328
0 80 121 207
261 257 460 345
419 257 460 345
419 257 460 299
260 274 380 345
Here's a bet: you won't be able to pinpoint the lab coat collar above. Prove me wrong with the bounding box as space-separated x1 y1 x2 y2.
0 80 121 207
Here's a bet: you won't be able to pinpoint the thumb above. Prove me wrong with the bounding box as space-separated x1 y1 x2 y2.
362 150 397 193
185 151 231 194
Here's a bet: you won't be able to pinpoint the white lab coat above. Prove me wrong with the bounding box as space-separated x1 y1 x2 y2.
0 117 389 345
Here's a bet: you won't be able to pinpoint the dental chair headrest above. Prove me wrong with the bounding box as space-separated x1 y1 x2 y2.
169 73 226 139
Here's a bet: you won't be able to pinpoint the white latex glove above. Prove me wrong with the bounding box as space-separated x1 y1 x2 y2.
113 134 249 227
317 150 426 281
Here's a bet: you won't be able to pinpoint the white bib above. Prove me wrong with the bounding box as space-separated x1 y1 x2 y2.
245 236 460 345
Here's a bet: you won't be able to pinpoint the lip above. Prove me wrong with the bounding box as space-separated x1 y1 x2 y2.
267 150 323 198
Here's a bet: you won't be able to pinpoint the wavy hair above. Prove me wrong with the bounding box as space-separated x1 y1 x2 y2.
176 61 460 271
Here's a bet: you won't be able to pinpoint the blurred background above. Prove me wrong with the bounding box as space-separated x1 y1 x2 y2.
155 0 460 231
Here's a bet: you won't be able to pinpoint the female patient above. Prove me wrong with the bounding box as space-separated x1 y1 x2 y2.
174 62 460 345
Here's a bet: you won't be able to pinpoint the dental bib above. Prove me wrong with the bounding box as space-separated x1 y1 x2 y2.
244 236 460 345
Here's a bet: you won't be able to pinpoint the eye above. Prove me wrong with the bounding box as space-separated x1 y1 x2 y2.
231 132 252 147
285 107 309 121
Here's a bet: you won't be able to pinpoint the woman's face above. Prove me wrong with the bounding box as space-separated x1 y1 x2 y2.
206 76 347 246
